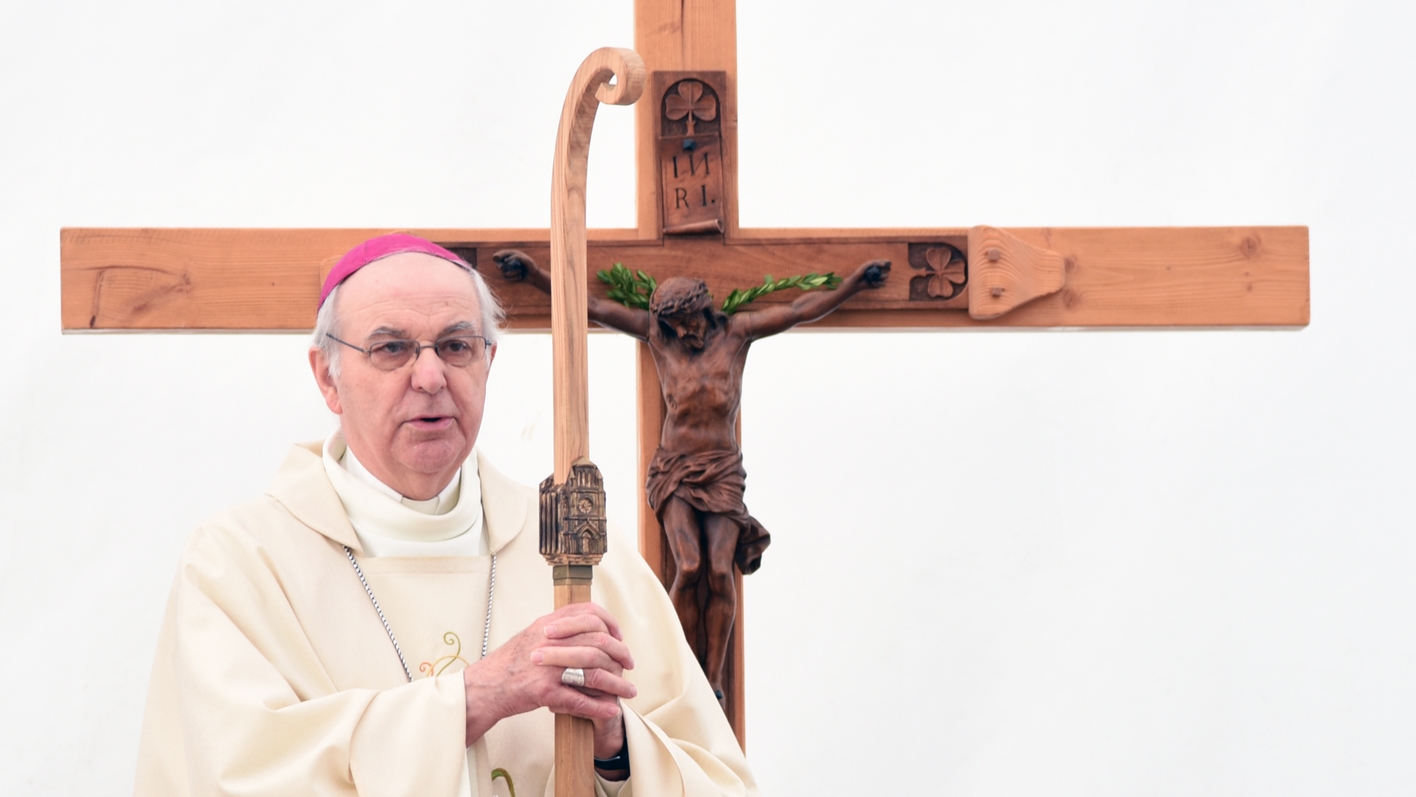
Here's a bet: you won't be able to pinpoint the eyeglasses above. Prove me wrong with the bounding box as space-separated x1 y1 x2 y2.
325 333 491 371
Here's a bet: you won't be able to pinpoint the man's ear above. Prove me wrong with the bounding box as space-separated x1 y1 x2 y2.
308 346 344 415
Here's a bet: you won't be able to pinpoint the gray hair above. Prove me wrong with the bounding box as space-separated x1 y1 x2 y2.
313 261 504 378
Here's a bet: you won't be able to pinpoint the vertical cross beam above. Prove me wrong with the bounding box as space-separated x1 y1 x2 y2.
634 0 739 239
632 0 749 746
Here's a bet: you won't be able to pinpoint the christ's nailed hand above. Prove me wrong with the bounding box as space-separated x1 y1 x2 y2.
863 259 891 287
491 249 529 282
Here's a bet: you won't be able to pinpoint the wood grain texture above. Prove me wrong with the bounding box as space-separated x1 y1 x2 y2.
655 72 732 236
635 0 738 238
58 226 584 331
549 48 646 482
62 226 1309 331
553 580 595 797
728 569 744 751
635 341 668 576
724 411 745 751
548 49 645 797
968 225 1066 320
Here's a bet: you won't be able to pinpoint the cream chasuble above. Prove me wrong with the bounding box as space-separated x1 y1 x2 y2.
134 442 755 797
323 431 494 796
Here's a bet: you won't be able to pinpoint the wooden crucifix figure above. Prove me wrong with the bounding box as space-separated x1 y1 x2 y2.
58 0 1309 749
493 247 889 705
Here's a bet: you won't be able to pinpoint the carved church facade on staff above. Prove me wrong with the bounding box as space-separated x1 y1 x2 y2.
539 461 608 566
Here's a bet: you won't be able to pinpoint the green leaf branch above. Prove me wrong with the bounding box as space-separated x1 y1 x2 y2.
596 263 658 310
719 272 841 314
596 263 842 314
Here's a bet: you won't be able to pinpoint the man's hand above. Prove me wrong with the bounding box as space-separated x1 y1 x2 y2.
462 602 636 760
860 259 891 288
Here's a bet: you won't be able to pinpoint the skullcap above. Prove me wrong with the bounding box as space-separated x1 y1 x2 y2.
319 233 469 309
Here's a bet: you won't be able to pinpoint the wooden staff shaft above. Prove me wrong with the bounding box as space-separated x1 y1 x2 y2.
550 47 647 482
553 568 595 797
547 47 645 797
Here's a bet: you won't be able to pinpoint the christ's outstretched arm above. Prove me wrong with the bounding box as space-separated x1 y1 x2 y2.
736 259 890 340
491 249 651 340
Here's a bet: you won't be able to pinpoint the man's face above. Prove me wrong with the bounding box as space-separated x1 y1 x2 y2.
666 311 709 351
309 253 496 500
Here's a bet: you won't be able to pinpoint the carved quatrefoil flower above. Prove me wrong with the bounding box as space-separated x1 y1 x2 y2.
923 245 967 299
665 80 717 136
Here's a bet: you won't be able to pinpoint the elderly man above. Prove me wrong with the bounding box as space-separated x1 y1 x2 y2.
135 234 753 797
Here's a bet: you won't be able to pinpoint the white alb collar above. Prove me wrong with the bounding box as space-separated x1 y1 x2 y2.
321 430 485 556
341 439 462 515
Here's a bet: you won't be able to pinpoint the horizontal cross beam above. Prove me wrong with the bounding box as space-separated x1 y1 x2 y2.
60 225 1308 332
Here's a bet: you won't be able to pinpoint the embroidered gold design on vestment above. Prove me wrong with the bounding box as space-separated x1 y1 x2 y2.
491 767 518 797
418 631 471 677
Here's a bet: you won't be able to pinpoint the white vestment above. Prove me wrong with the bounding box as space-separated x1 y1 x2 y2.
135 442 756 797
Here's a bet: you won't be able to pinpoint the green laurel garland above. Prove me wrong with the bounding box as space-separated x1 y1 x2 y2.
596 263 840 315
719 272 842 314
596 263 658 310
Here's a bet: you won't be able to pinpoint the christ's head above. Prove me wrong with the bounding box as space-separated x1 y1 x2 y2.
650 276 717 350
308 237 502 499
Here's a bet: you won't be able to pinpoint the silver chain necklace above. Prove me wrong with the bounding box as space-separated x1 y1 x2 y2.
343 545 497 682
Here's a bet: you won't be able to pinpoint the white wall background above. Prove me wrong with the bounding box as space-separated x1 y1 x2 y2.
2 1 1411 794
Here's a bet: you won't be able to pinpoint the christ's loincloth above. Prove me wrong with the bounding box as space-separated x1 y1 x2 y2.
645 448 771 575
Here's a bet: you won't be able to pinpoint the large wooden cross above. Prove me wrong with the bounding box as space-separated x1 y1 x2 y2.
58 0 1308 748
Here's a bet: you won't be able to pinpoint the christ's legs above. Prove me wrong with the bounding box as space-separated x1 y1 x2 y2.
702 512 741 706
661 495 705 662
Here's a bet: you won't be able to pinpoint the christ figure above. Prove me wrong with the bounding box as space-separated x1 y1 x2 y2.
493 249 889 705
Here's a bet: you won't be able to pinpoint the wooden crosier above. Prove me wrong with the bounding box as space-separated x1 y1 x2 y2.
57 0 1310 748
538 47 645 797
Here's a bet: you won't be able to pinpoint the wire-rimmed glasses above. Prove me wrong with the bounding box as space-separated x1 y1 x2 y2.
325 333 491 371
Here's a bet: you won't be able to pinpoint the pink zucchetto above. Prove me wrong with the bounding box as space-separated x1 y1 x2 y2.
319 233 470 309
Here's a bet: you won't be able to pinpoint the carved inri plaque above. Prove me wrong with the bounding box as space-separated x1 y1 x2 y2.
658 75 726 235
